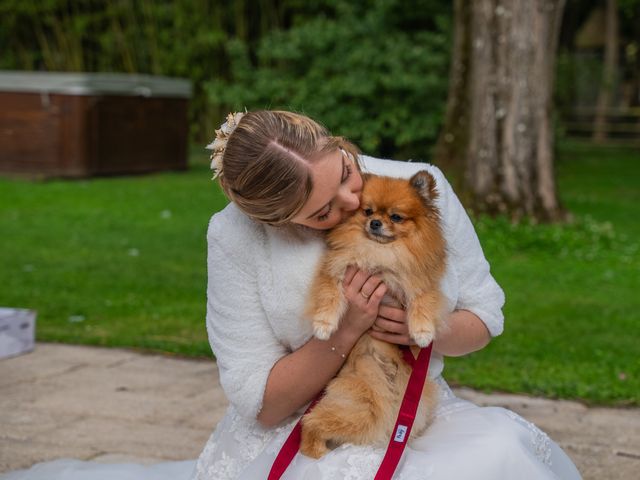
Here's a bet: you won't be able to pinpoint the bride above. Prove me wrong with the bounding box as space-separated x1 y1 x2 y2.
2 111 582 480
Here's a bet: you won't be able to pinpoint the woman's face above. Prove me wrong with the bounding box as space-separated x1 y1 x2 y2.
291 149 363 230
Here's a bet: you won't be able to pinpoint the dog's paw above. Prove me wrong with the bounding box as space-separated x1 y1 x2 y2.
314 322 337 340
410 327 436 348
300 430 329 459
313 314 339 340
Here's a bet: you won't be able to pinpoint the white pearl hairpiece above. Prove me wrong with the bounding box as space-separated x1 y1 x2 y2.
206 111 246 179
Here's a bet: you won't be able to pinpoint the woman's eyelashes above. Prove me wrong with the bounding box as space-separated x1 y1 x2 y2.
317 204 332 222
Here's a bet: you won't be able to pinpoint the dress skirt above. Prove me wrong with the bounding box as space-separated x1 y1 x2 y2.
194 377 581 479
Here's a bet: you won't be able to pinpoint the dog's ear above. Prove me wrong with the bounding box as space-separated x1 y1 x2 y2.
410 170 438 203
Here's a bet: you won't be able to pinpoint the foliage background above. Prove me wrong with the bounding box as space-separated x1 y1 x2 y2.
3 0 638 152
0 0 452 158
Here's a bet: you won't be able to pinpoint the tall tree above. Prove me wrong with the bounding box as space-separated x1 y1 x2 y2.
593 0 620 142
435 0 568 222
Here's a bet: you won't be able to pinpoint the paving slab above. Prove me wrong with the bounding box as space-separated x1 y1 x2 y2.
0 344 222 472
1 343 638 479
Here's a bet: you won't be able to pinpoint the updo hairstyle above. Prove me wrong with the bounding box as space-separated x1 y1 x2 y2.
217 110 360 226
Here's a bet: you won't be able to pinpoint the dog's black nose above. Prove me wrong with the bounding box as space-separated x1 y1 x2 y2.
370 219 382 230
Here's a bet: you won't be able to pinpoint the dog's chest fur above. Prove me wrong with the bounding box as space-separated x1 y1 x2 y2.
325 240 426 303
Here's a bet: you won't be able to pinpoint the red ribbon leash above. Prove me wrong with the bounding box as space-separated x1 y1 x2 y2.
374 342 433 479
267 395 322 480
268 342 433 480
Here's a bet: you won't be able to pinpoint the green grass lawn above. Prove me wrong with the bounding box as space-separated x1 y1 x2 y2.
1 141 638 406
1 147 222 357
446 140 640 406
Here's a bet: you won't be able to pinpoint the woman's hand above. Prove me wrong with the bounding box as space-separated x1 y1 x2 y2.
340 266 388 337
368 299 416 346
369 303 492 355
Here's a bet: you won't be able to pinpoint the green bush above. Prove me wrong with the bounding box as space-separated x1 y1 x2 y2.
205 0 451 158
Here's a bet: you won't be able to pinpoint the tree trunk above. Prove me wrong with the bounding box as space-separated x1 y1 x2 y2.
434 0 471 192
435 0 568 222
593 0 619 143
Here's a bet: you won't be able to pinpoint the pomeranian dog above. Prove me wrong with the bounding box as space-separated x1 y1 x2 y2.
300 170 448 459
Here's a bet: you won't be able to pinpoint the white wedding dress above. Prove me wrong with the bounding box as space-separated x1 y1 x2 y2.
191 377 582 479
1 157 583 479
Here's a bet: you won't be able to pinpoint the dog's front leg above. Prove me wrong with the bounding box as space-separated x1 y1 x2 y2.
406 290 445 347
306 268 348 340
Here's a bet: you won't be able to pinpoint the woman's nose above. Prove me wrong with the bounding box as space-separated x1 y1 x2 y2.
338 188 360 212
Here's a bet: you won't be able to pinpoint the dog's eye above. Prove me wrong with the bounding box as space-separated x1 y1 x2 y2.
363 208 374 216
390 214 404 223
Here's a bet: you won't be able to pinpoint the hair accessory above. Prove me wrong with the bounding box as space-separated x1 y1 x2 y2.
206 111 246 179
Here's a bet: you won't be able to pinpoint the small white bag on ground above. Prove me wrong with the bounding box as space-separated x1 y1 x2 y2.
0 308 36 360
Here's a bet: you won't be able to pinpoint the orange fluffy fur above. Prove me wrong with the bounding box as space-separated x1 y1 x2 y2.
301 171 448 459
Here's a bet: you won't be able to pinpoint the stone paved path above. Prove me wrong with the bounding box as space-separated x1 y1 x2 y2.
1 343 638 479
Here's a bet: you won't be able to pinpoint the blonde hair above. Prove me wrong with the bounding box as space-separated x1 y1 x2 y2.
217 110 361 226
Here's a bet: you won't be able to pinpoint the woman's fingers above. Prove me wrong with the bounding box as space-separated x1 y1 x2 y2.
361 275 384 300
377 305 406 323
343 267 383 301
343 268 367 292
343 265 358 285
340 269 387 334
341 268 415 347
373 316 406 334
368 329 415 346
366 282 387 306
370 303 414 345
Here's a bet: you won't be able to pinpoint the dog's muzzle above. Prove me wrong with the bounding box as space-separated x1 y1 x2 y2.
366 220 395 243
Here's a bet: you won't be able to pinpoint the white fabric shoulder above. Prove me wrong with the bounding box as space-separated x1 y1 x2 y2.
206 204 288 419
206 203 263 274
359 155 505 336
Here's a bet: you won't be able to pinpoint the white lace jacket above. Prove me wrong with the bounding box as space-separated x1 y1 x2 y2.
205 155 505 421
